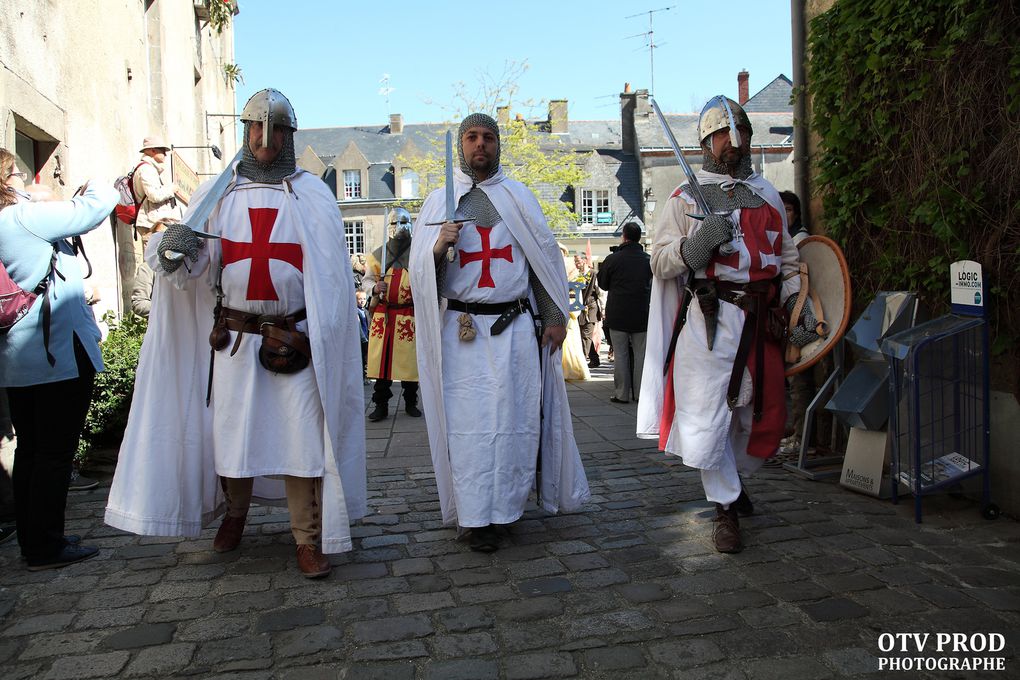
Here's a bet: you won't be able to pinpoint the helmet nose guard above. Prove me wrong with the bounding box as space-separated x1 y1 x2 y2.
698 95 751 150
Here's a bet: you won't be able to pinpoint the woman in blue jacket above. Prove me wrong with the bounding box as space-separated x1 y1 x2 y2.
0 148 117 570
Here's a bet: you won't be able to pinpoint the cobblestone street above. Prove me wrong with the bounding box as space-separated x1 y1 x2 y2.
1 366 1017 679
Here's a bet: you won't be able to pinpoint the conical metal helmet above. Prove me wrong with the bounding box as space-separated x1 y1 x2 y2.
389 206 413 236
240 88 298 149
698 95 752 150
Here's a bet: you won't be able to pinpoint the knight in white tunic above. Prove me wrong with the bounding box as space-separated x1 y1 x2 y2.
105 89 366 578
637 96 820 553
410 114 590 552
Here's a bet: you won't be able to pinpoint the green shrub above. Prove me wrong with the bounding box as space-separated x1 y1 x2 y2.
76 312 147 467
807 0 1020 392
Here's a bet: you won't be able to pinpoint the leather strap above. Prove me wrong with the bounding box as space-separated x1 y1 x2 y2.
447 298 527 315
785 263 809 364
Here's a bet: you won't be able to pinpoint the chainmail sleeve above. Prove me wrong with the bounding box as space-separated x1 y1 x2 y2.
435 257 448 304
529 267 565 329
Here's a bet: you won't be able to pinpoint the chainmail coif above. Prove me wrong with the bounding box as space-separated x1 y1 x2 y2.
238 121 296 184
458 113 500 183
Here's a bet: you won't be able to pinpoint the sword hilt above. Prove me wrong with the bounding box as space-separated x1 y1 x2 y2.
446 245 456 263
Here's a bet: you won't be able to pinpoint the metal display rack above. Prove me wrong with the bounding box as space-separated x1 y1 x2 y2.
883 315 997 523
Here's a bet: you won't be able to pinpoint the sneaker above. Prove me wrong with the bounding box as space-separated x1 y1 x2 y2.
26 543 99 571
69 469 99 491
0 526 16 545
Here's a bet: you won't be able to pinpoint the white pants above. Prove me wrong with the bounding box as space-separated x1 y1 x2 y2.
701 446 764 507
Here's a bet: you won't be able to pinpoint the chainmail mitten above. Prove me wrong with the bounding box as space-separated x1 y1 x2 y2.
529 268 565 330
680 214 733 271
157 222 200 274
786 295 820 348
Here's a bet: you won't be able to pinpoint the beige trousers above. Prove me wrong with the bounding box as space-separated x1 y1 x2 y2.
222 476 323 545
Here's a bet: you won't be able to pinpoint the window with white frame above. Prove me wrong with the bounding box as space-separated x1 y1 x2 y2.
579 189 611 225
399 168 419 199
343 170 362 199
344 220 365 255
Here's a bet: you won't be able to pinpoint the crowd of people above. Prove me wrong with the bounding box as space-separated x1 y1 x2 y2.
0 89 818 574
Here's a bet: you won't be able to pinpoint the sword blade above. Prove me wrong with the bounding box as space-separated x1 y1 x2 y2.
649 98 712 216
444 131 456 220
181 148 244 238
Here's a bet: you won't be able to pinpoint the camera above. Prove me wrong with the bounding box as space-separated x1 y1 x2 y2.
609 245 619 252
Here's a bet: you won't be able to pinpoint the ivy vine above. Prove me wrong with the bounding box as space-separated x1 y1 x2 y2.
807 0 1020 392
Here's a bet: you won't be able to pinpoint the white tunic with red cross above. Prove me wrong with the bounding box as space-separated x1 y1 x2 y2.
440 217 541 528
206 183 325 478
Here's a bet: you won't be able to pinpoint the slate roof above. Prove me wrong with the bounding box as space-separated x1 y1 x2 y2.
634 75 795 149
634 111 794 150
294 118 641 219
743 74 793 113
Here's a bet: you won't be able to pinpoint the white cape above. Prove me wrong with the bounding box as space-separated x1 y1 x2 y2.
105 168 367 553
637 169 794 463
410 167 591 525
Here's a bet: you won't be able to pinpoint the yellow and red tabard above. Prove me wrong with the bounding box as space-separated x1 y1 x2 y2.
365 255 417 381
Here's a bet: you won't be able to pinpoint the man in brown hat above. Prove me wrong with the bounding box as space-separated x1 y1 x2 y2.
115 136 183 313
133 135 183 244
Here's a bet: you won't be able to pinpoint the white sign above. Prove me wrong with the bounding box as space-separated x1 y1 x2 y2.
950 260 983 308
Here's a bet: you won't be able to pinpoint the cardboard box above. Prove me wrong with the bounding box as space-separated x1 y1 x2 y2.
840 427 893 498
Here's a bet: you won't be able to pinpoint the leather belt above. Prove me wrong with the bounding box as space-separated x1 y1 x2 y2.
217 306 309 359
218 306 307 334
447 298 532 336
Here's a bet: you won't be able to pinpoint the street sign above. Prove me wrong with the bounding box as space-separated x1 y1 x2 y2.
170 150 199 205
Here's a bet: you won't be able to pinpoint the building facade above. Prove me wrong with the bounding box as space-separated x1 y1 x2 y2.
294 72 793 263
0 0 239 320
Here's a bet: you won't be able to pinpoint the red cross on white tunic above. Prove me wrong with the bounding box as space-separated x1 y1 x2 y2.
221 207 303 301
458 226 513 288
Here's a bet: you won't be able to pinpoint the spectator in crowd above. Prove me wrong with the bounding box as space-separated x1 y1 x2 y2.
597 222 652 403
0 148 117 570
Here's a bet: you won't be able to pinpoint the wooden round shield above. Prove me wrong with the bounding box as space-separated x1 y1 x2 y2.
785 235 852 377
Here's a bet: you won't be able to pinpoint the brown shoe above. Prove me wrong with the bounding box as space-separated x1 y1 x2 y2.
213 514 247 553
712 504 743 553
296 544 331 578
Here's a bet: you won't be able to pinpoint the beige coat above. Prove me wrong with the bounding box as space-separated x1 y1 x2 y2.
132 156 180 232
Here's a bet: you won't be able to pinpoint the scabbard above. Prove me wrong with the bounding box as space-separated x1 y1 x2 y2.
694 280 719 351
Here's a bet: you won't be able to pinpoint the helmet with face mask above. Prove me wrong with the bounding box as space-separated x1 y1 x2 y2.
238 88 298 183
390 206 413 238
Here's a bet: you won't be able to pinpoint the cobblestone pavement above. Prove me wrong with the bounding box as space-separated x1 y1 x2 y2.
2 364 1018 679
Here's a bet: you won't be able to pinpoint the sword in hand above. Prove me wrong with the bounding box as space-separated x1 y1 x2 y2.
443 131 458 263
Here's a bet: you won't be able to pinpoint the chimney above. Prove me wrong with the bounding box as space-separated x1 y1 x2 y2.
635 88 651 118
620 86 636 154
548 99 568 134
737 70 749 105
497 106 509 126
389 113 403 134
515 113 524 121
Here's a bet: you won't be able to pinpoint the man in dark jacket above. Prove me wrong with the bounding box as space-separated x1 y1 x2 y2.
597 222 652 403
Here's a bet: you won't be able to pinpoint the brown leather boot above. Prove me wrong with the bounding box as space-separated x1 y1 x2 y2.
712 504 743 553
296 544 331 578
213 514 247 553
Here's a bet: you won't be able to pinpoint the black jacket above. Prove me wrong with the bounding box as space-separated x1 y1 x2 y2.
596 241 652 332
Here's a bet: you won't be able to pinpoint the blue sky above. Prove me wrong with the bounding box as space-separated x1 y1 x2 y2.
234 0 792 128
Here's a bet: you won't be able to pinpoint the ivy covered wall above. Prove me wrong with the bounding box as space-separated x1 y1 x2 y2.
806 0 1019 393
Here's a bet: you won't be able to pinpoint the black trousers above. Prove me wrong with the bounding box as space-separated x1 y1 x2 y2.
372 379 418 407
7 337 95 560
